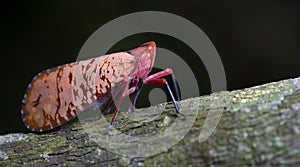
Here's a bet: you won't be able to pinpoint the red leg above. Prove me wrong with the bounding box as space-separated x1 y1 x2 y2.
127 68 177 112
108 85 137 129
143 68 173 83
125 86 137 95
101 81 127 114
128 85 144 112
127 79 140 112
143 77 180 114
143 78 167 85
107 68 181 130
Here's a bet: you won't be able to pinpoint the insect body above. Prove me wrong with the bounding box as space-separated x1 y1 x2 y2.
21 42 180 132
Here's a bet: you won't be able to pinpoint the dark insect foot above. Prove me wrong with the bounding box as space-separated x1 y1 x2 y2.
106 124 112 132
177 110 185 118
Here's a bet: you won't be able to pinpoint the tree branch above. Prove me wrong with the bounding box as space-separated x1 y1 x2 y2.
1 77 300 166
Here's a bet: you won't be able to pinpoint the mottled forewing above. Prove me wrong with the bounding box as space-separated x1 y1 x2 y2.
21 52 138 132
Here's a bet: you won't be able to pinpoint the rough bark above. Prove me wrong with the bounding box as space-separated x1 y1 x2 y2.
1 77 300 166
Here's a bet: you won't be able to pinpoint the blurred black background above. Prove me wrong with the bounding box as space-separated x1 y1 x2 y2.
1 1 300 134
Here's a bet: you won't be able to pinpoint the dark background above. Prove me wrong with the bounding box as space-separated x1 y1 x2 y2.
1 1 300 134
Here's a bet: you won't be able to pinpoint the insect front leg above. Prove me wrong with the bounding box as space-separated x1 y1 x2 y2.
171 74 181 101
143 68 181 114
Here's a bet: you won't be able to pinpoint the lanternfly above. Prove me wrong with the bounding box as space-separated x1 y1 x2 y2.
21 42 180 132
